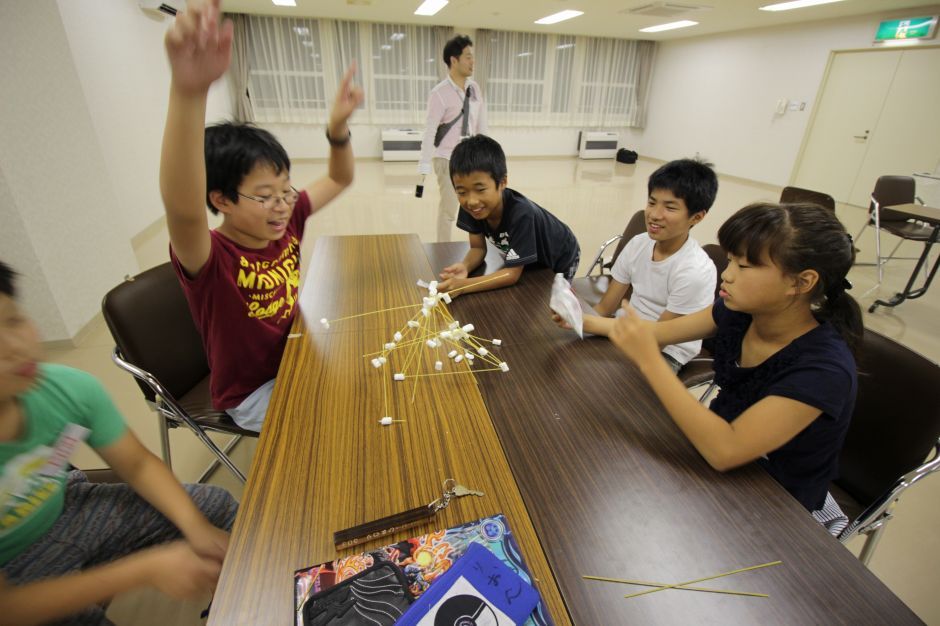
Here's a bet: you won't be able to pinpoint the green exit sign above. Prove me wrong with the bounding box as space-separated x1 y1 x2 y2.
875 16 938 41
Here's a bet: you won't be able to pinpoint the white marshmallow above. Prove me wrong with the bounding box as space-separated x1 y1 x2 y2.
426 339 437 348
478 347 489 356
462 324 475 333
421 308 430 317
448 350 458 359
371 358 382 368
435 360 443 371
416 279 430 288
449 321 460 330
454 355 464 363
378 356 387 364
393 332 403 342
441 292 452 304
407 320 420 328
385 342 396 350
429 280 438 290
492 339 502 346
465 352 475 361
499 362 509 372
439 330 452 340
429 287 438 296
380 416 393 426
394 373 405 381
423 297 436 309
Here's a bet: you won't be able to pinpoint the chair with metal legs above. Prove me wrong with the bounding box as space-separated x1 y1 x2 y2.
832 328 940 565
855 175 930 284
101 263 257 483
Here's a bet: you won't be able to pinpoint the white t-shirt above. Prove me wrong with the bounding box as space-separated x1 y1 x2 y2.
610 233 717 364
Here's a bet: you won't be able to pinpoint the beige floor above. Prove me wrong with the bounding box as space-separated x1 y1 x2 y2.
41 156 939 624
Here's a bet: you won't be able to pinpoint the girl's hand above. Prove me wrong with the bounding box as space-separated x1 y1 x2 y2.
608 302 659 365
165 0 234 96
550 311 572 330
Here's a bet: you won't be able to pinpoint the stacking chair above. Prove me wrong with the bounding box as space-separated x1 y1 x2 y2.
855 175 929 282
780 186 836 213
101 263 257 483
832 328 940 565
571 209 646 308
677 243 727 394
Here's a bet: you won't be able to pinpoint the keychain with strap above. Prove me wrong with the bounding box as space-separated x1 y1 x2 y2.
333 479 483 549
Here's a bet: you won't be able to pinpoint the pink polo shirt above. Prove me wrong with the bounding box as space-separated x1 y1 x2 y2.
418 76 488 175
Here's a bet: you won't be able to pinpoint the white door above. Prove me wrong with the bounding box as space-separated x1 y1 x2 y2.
793 50 900 204
848 47 940 207
794 47 940 208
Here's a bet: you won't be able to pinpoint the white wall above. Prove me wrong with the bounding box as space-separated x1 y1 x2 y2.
0 1 232 341
57 0 233 237
631 7 940 186
0 0 137 340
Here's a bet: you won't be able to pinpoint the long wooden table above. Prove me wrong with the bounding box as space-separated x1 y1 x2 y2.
209 235 920 625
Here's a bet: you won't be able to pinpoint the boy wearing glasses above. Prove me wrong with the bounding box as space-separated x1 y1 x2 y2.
160 0 364 431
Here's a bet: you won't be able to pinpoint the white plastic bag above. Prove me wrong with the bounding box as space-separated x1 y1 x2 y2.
549 273 584 339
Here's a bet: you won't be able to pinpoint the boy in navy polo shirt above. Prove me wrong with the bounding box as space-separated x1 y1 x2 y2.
437 135 580 296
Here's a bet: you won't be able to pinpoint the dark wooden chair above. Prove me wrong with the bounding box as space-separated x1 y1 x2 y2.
833 328 940 565
101 263 257 483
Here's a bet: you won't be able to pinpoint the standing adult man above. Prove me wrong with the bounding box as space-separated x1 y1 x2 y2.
419 34 488 242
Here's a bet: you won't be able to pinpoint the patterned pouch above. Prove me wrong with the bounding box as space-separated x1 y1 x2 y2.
302 560 414 626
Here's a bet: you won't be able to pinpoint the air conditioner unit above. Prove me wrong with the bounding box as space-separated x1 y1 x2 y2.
578 131 619 160
138 0 182 17
381 129 423 162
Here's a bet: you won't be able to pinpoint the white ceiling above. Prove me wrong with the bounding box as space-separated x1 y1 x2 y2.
221 0 940 41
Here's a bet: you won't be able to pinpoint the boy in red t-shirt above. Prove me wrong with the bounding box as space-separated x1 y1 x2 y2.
160 0 364 431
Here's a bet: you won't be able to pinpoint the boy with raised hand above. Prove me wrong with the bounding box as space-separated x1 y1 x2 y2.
437 135 580 296
554 158 718 372
161 0 363 431
0 261 237 626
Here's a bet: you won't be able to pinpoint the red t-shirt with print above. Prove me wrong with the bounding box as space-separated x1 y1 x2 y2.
170 191 312 410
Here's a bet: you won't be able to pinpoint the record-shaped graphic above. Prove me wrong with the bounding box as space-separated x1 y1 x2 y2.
434 594 500 626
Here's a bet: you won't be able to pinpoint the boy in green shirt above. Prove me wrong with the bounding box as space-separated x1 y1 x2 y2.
0 260 237 625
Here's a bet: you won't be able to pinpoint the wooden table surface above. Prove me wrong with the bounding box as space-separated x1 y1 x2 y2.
209 236 920 625
209 234 569 626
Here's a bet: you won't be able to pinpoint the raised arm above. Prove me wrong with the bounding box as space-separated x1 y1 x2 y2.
160 0 233 277
304 63 364 213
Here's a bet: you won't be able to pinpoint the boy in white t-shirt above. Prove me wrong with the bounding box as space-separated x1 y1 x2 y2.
557 158 718 372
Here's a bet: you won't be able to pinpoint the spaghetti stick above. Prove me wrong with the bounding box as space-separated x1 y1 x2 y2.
622 561 782 600
582 575 767 598
406 368 501 378
324 302 422 324
446 272 513 295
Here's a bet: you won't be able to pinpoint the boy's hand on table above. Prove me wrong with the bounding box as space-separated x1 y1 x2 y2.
608 302 659 365
165 0 233 95
143 541 222 600
438 264 468 295
185 522 231 564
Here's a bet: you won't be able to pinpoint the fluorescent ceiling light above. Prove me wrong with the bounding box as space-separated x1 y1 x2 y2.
272 0 296 6
640 20 698 32
759 0 844 11
414 0 448 16
390 33 406 41
535 10 584 25
556 43 576 49
517 51 532 57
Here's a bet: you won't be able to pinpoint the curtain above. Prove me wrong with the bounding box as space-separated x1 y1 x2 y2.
476 29 657 128
240 15 655 129
227 13 255 123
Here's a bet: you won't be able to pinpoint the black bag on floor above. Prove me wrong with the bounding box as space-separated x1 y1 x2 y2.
616 148 638 164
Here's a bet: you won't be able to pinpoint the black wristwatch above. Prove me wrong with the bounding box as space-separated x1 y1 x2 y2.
326 128 351 147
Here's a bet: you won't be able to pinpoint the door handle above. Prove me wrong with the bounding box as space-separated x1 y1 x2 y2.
853 130 870 140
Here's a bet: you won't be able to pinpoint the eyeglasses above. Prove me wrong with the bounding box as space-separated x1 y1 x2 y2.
237 187 299 211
